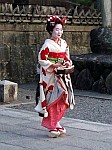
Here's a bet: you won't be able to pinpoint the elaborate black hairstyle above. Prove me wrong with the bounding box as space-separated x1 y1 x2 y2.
46 16 67 35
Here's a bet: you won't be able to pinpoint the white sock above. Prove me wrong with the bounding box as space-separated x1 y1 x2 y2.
56 122 62 128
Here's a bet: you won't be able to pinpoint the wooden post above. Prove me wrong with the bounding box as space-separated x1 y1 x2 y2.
101 0 112 27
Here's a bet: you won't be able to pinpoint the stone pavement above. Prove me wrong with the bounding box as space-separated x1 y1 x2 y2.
0 106 112 150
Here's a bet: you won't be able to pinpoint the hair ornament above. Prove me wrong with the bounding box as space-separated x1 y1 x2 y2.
47 16 67 25
62 17 67 25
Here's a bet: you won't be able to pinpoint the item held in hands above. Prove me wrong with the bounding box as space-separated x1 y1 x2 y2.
57 65 74 74
57 69 65 74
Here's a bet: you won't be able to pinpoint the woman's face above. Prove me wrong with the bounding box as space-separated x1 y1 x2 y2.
51 24 63 39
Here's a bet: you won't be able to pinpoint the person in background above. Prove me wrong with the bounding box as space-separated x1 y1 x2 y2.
35 15 75 138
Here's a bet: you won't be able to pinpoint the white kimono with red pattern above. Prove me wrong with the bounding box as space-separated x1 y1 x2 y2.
37 38 75 129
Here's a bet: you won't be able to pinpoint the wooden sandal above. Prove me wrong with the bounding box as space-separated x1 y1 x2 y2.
48 129 60 138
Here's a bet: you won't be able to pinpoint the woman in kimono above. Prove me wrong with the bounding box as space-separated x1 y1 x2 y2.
35 16 75 138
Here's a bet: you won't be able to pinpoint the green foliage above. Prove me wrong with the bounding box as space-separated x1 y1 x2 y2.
71 0 93 6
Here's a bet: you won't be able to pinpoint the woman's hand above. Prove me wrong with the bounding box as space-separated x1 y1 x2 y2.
65 65 74 74
53 63 62 68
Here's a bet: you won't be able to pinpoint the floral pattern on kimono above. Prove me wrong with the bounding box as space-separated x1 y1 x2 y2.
36 38 75 119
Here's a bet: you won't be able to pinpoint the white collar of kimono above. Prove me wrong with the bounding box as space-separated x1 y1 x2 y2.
45 39 63 52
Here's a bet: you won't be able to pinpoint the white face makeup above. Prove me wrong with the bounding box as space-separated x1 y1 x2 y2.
51 24 63 40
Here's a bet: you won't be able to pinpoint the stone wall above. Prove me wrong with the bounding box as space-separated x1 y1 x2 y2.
0 22 96 83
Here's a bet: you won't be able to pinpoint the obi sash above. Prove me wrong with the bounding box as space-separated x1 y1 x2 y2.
48 52 66 62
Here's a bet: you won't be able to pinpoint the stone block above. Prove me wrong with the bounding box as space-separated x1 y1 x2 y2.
90 27 112 54
0 80 18 103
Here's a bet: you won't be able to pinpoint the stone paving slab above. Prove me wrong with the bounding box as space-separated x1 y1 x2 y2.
0 107 112 150
63 118 112 132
